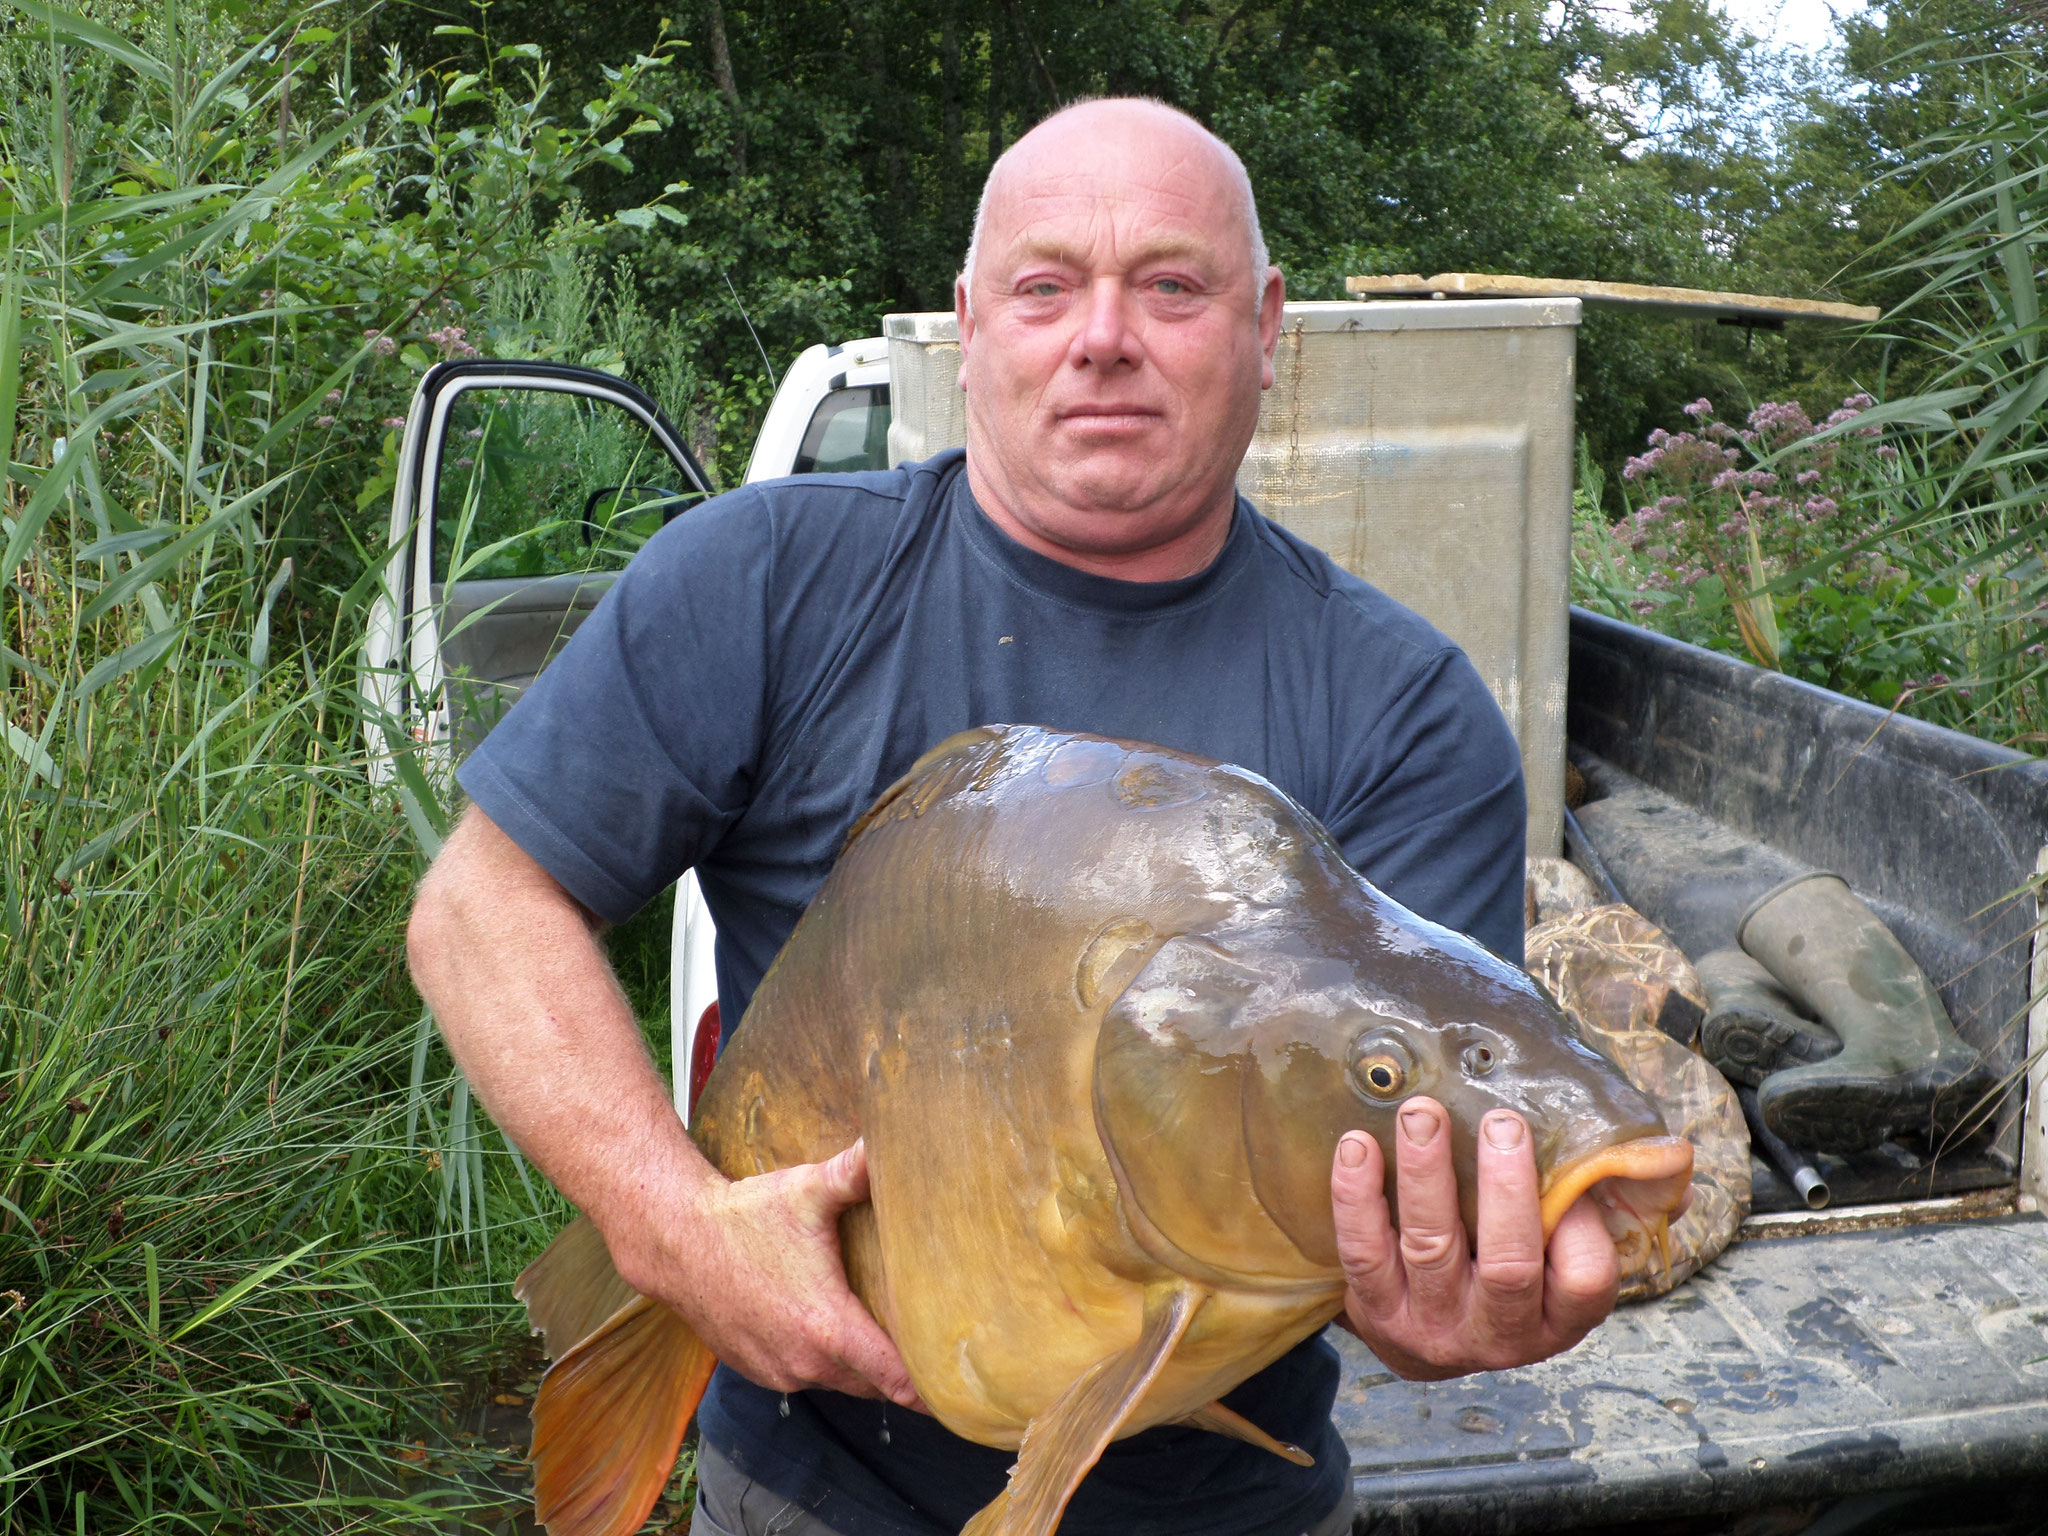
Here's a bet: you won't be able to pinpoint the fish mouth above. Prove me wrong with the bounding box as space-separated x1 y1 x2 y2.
1536 1135 1694 1241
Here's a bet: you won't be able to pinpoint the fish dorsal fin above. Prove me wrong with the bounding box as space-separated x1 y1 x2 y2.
843 726 1010 851
961 1284 1205 1536
514 1216 641 1361
528 1295 716 1536
1175 1400 1315 1467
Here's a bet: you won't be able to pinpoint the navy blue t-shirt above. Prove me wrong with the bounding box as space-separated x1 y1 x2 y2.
459 449 1525 1536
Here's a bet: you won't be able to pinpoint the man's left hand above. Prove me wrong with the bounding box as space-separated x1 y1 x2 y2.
1329 1097 1618 1380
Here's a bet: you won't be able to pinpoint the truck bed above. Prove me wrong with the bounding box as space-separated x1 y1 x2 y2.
1332 611 2048 1529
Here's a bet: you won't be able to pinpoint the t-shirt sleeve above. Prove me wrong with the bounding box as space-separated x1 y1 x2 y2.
454 492 775 924
1323 646 1527 962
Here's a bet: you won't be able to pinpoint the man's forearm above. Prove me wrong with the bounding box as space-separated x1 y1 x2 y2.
406 806 713 1267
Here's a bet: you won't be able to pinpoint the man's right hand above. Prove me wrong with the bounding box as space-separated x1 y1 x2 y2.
603 1139 925 1409
408 807 922 1413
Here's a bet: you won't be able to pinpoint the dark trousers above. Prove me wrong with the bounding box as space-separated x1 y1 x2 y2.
689 1436 1356 1536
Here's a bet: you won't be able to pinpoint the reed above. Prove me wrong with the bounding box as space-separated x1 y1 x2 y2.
0 3 682 1527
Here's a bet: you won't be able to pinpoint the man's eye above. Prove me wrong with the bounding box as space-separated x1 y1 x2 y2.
1025 281 1063 298
1155 278 1186 294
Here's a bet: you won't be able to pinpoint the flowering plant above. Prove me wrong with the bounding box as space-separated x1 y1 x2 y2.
1573 396 1971 715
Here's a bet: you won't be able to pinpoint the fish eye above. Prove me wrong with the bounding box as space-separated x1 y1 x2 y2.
1348 1032 1413 1102
1461 1043 1497 1077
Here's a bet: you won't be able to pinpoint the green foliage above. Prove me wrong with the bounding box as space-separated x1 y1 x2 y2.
368 0 1824 475
0 4 691 1528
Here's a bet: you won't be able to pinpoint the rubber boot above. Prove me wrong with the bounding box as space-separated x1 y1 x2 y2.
1739 873 1993 1153
1695 948 1839 1088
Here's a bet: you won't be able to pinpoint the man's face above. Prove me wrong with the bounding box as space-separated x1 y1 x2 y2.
957 105 1284 576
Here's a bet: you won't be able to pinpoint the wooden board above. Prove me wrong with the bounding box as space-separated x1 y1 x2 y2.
1346 272 1878 324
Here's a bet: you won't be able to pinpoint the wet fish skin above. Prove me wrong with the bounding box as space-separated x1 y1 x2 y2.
524 725 1691 1536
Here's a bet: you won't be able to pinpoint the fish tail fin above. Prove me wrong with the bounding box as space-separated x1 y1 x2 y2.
530 1294 716 1536
516 1216 643 1361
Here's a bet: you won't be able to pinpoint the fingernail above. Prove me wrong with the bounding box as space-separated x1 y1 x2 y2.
1483 1112 1525 1150
1400 1108 1439 1146
1337 1133 1367 1169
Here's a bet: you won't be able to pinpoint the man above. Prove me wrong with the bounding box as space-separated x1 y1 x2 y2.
408 98 1622 1536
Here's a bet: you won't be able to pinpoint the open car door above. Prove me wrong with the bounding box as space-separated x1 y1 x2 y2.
364 359 714 758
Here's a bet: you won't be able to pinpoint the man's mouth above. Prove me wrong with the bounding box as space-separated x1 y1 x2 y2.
1056 406 1165 433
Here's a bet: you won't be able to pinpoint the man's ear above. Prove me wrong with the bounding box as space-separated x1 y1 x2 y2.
1258 267 1286 391
955 276 976 392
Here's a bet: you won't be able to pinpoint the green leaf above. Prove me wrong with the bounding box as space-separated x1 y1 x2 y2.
11 0 170 83
0 255 20 507
3 721 59 785
56 810 149 882
169 1236 328 1341
75 626 179 699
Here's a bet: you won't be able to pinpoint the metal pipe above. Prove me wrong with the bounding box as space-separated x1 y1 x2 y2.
1737 1085 1830 1209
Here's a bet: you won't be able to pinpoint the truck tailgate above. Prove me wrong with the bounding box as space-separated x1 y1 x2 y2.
1331 1213 2048 1529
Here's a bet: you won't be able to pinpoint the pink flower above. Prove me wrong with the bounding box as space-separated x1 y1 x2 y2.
1718 516 1749 536
1711 469 1741 492
1647 428 1671 447
1876 444 1899 460
1802 496 1838 521
364 328 397 358
1796 469 1821 487
1683 398 1714 420
314 415 336 428
1843 392 1875 411
1631 598 1656 614
325 389 344 405
1745 469 1778 489
1636 506 1666 527
384 417 406 429
426 325 480 360
1623 456 1651 482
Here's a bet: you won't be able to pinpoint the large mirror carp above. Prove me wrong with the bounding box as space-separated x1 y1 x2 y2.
516 726 1694 1536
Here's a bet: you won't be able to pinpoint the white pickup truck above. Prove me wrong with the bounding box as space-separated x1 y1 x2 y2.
365 343 2048 1531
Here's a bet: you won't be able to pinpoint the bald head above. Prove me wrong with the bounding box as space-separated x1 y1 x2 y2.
961 98 1270 305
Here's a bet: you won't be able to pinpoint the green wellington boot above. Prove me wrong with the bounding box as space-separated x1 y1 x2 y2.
1695 947 1840 1088
1739 873 1994 1153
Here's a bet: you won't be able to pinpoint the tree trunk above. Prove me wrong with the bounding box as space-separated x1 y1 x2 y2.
705 0 746 178
940 7 966 243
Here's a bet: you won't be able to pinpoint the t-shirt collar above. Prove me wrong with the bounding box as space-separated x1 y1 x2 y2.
947 453 1253 616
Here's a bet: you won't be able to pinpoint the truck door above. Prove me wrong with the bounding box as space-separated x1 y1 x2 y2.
365 360 713 758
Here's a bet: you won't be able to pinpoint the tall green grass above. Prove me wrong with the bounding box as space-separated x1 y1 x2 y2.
0 3 684 1528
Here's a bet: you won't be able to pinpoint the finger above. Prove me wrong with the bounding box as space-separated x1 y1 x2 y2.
1469 1110 1544 1354
1331 1130 1406 1322
1390 1099 1468 1320
808 1138 872 1215
1542 1196 1620 1344
819 1292 928 1410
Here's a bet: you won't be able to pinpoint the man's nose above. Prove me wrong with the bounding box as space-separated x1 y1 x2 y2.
1068 276 1144 372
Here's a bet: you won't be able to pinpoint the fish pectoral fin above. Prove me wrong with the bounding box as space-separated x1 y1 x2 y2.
530 1295 715 1536
515 1216 641 1361
1176 1401 1315 1467
961 1285 1206 1536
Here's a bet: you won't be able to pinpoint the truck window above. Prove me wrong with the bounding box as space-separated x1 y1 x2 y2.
792 384 892 475
434 388 701 583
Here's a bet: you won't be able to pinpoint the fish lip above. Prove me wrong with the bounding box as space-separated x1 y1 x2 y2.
1536 1136 1694 1240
